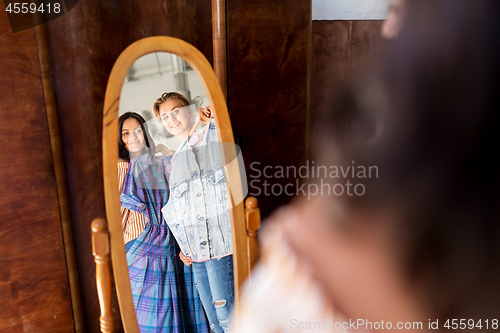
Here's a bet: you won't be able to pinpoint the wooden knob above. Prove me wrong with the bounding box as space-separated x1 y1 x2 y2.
91 218 107 233
245 196 258 209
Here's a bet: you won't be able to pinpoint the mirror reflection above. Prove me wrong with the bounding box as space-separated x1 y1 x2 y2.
117 52 234 333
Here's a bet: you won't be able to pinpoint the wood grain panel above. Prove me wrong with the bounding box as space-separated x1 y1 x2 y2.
0 8 74 333
42 1 214 331
311 20 385 146
311 20 351 126
34 22 85 332
351 20 385 77
227 0 311 218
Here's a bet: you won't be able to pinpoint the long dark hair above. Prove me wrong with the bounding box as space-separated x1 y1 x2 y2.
313 0 499 321
118 112 155 161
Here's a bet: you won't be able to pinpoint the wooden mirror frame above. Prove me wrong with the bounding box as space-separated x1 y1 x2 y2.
102 36 248 332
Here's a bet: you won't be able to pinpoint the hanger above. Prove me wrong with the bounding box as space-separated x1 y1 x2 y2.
188 96 210 138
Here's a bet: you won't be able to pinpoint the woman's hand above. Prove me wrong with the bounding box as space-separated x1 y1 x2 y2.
156 144 174 156
197 106 212 125
179 251 192 266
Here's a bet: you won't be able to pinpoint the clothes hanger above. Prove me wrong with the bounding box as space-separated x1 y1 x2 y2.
188 96 209 139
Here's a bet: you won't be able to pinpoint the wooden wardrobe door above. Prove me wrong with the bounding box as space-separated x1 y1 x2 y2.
0 10 75 333
227 0 312 218
351 20 385 77
311 20 351 124
311 20 385 143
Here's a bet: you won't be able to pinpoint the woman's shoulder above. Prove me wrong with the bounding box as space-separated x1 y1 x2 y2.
130 153 151 164
118 160 130 173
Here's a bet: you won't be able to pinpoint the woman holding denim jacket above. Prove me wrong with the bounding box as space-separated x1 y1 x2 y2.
154 92 234 333
118 112 209 333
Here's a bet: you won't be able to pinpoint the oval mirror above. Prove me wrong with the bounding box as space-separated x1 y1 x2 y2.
102 37 248 333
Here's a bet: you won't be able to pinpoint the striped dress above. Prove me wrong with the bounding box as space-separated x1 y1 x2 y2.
118 161 147 244
120 154 209 333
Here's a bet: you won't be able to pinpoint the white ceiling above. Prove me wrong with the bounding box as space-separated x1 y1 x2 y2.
313 0 389 20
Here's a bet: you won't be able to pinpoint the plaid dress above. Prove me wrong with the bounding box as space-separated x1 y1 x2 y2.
120 154 209 333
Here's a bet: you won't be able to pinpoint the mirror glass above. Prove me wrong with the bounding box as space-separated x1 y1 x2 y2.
117 52 235 333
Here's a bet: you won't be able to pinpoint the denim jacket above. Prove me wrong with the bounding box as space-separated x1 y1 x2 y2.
161 119 233 261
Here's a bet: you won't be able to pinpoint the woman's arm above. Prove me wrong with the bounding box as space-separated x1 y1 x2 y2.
155 144 174 156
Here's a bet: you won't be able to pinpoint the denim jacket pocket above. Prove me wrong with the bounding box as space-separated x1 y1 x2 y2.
207 168 225 186
172 181 188 198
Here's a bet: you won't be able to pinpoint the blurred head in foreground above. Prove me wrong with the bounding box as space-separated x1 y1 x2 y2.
381 0 407 39
292 0 499 325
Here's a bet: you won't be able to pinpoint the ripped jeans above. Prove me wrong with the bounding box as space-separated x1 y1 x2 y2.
192 255 234 333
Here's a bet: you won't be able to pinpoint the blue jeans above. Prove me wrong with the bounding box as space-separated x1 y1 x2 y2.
192 255 234 333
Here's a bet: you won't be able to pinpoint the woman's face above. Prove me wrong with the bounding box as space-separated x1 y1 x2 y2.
122 118 146 154
159 98 192 138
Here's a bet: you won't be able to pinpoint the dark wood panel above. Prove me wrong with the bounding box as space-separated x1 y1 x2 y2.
0 8 74 333
311 20 351 125
227 0 311 218
310 20 385 144
35 22 85 332
351 20 385 77
43 1 214 331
